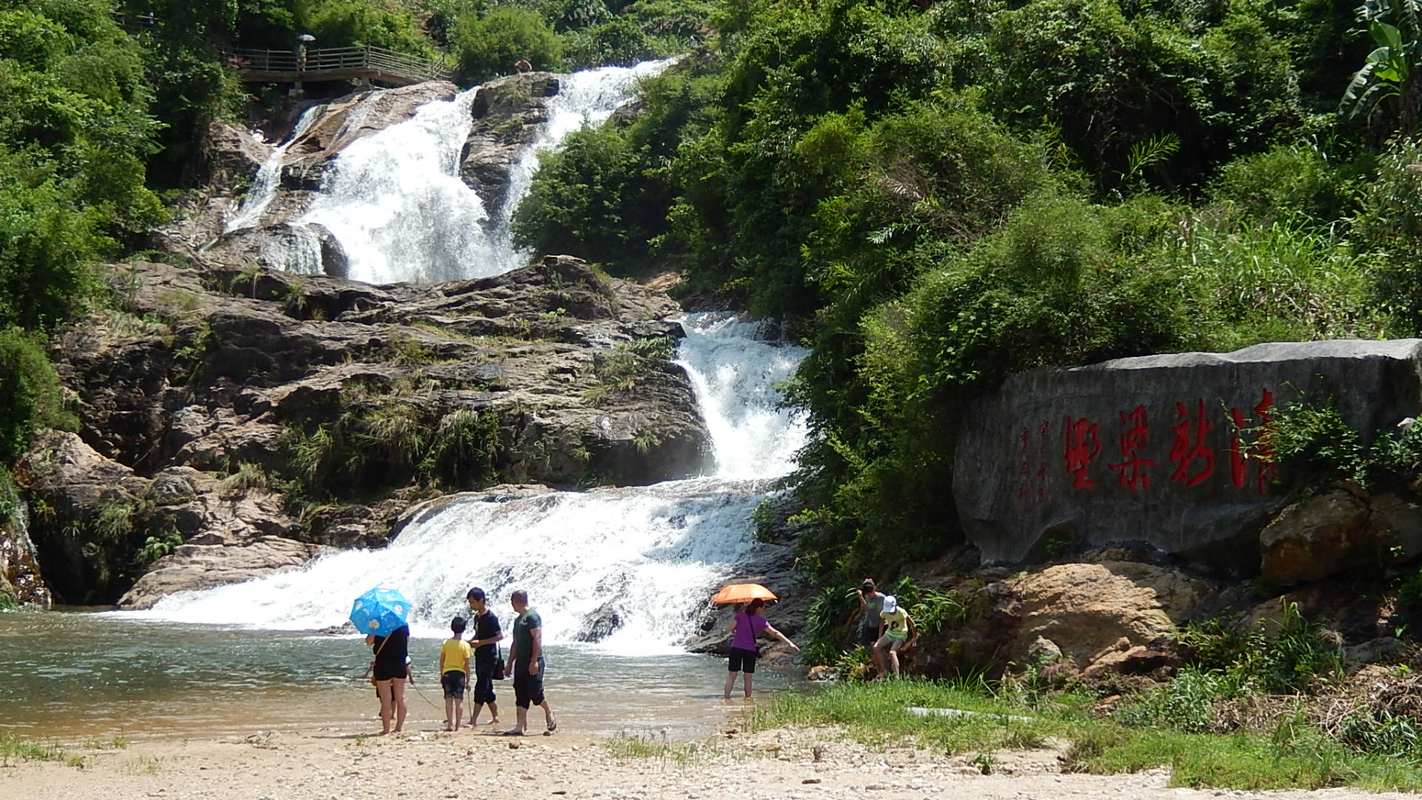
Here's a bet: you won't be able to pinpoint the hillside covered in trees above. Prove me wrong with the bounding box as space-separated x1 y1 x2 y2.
513 0 1422 579
0 0 704 530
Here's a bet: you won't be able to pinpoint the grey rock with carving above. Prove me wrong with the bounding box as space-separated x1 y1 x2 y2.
954 339 1422 572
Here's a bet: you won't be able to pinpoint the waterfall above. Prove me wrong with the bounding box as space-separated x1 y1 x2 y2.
245 61 670 284
140 314 809 652
484 59 674 267
298 88 500 285
225 105 325 233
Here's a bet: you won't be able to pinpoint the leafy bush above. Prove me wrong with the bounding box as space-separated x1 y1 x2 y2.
561 16 669 69
453 6 563 83
1356 137 1422 326
135 528 182 567
0 328 75 462
304 0 437 58
1210 144 1364 228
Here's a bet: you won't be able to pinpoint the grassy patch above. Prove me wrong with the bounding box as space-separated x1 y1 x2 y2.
754 680 1422 791
603 733 707 765
0 733 69 766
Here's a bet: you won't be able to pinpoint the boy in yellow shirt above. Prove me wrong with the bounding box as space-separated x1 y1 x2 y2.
439 616 473 731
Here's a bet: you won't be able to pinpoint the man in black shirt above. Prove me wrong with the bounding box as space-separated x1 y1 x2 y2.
465 587 504 727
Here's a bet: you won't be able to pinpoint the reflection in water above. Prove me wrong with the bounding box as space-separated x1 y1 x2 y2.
0 611 795 741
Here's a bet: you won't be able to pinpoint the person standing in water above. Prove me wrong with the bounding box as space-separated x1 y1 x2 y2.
367 623 410 735
465 587 503 727
724 598 799 700
505 589 557 736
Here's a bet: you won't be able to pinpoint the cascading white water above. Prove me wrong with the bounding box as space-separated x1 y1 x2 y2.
225 105 325 233
485 59 674 267
298 89 501 285
261 61 669 283
142 314 809 653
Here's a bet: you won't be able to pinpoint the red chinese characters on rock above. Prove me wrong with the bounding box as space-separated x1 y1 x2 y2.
1062 416 1102 489
1109 405 1153 491
1013 420 1056 505
1228 389 1276 494
1170 399 1216 488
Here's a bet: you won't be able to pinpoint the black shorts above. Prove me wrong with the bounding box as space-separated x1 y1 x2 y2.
728 647 758 674
859 627 880 650
441 670 467 699
373 662 405 682
513 658 545 709
472 658 497 704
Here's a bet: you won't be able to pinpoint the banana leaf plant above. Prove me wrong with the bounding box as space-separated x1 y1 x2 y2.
1343 0 1422 134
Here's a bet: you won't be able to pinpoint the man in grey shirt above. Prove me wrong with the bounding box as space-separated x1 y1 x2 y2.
857 579 885 671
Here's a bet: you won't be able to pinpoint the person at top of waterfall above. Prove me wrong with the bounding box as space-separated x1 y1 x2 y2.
465 587 504 727
439 616 473 732
514 57 532 73
724 598 799 700
856 579 886 668
366 623 410 735
504 589 557 736
874 595 917 678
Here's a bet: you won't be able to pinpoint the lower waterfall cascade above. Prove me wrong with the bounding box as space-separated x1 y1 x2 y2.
140 314 810 652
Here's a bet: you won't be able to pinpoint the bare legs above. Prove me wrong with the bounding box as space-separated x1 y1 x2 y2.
873 637 902 677
390 678 408 732
376 680 394 734
470 701 500 726
723 671 754 699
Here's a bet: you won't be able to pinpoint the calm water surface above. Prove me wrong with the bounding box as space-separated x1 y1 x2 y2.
0 610 797 742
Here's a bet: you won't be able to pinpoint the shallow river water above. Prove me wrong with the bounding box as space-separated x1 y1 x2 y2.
0 610 797 742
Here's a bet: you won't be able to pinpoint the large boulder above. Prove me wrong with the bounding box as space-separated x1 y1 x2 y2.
119 536 321 610
459 72 560 225
954 339 1422 573
1260 487 1374 585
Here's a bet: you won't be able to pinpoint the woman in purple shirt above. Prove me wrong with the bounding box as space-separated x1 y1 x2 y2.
723 598 800 699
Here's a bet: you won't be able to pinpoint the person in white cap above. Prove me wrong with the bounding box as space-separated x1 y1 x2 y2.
874 595 916 677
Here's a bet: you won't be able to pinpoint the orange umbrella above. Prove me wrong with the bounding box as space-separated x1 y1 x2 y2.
711 583 778 605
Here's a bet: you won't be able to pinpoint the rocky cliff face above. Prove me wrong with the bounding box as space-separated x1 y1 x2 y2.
1 491 50 608
20 254 708 608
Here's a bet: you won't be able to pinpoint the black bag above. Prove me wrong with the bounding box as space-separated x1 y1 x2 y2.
493 645 506 681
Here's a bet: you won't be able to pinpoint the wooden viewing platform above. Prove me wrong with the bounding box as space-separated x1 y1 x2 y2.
224 45 453 87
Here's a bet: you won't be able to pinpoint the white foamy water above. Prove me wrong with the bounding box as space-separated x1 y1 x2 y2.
141 314 809 653
486 59 674 266
298 88 500 285
225 105 325 233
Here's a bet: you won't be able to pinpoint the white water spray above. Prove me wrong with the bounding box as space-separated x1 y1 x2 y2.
142 314 809 652
484 60 674 268
298 89 501 285
225 105 324 233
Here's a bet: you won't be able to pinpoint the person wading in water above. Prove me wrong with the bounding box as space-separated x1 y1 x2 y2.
465 587 504 727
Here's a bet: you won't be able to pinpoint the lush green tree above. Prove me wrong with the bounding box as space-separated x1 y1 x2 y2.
1343 0 1422 135
0 327 73 463
453 5 563 81
562 16 667 68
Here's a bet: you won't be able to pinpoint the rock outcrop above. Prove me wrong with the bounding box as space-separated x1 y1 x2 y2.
22 254 708 606
460 73 560 228
954 339 1422 573
1 493 50 608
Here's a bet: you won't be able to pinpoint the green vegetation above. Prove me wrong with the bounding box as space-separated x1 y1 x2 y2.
510 0 1422 582
603 732 706 763
0 732 70 766
757 680 1422 791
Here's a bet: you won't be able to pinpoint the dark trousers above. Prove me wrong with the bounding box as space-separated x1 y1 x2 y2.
513 657 545 709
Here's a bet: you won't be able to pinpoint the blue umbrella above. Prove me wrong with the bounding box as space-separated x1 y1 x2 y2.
350 585 411 636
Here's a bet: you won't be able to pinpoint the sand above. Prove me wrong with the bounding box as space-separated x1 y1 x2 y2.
1 719 1409 800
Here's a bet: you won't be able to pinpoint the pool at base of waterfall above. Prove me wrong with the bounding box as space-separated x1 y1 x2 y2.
0 610 799 741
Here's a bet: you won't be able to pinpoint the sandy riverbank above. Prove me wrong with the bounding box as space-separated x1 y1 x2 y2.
2 721 1411 800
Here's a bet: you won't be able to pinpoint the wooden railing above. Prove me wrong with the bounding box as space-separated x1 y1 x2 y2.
224 45 453 85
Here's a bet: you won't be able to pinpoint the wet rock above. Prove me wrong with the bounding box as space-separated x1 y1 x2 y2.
119 536 322 610
460 73 560 225
1260 487 1375 586
0 498 51 608
574 602 623 642
281 82 460 191
204 222 348 278
955 339 1422 573
31 255 706 605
